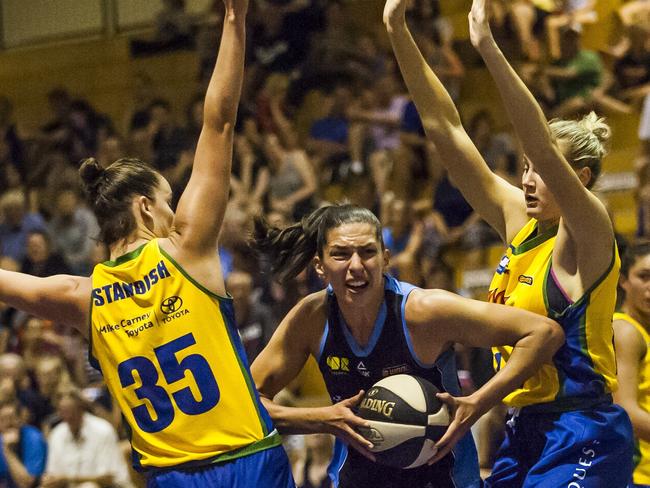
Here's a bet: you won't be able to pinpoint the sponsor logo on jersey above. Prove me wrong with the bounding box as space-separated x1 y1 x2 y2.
92 260 171 306
357 361 370 377
496 254 510 275
568 440 599 488
518 274 534 285
326 355 349 373
382 364 409 377
160 295 190 324
99 312 154 337
161 295 183 314
487 288 508 305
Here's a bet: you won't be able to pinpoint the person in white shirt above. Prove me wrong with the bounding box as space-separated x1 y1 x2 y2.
40 389 133 488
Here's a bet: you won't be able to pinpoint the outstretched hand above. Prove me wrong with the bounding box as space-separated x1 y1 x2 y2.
469 0 494 48
321 390 376 461
383 0 408 29
427 392 485 465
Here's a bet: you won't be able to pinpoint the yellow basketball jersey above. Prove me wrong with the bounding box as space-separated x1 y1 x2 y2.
489 219 618 408
89 240 279 469
614 312 650 484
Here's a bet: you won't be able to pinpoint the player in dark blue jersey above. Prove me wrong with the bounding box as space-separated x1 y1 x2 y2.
251 204 564 487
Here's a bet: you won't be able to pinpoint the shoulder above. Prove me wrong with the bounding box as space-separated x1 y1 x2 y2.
293 290 327 322
614 317 645 340
21 425 46 444
614 317 647 356
404 288 455 324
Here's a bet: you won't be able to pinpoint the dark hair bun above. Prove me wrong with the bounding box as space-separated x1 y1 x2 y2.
79 158 104 195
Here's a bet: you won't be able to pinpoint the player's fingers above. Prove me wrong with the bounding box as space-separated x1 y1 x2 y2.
346 412 371 428
429 421 465 465
347 438 376 462
344 424 374 450
436 392 457 417
343 390 366 407
427 443 451 465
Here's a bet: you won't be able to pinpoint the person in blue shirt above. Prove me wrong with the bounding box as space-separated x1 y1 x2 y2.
0 398 47 488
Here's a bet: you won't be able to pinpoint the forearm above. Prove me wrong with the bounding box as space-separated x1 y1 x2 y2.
260 397 328 435
475 37 554 162
0 270 85 329
386 21 462 132
203 9 246 130
3 447 35 488
470 327 561 411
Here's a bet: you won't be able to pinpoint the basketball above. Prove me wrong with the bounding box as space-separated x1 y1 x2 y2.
357 374 450 469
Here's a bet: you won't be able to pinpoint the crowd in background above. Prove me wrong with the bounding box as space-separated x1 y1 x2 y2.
0 0 649 486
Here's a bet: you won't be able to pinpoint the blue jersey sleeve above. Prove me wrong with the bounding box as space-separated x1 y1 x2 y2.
20 426 47 476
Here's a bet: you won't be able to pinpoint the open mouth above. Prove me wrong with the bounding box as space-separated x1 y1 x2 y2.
525 195 538 207
346 280 369 292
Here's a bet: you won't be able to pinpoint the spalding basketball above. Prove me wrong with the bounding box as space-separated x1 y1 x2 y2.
357 374 450 469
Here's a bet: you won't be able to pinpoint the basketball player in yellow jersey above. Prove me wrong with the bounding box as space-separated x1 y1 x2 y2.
0 1 295 486
384 0 633 485
615 242 650 488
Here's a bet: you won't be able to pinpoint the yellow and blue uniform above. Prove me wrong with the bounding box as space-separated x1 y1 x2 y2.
89 239 293 487
484 219 633 487
613 312 650 488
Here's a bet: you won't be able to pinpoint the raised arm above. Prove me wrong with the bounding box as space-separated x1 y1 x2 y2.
251 293 374 456
172 0 247 254
406 288 564 462
469 0 614 262
0 269 89 337
383 0 526 242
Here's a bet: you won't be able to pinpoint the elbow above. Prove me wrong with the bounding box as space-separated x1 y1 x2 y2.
542 319 565 358
204 117 236 135
204 96 239 131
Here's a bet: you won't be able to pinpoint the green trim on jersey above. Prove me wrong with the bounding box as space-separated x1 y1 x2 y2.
102 243 148 267
159 246 231 302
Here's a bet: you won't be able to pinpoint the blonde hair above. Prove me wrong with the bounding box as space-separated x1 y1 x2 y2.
549 112 611 189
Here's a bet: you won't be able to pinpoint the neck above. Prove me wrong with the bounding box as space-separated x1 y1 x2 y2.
109 231 155 260
537 217 560 234
70 424 82 440
338 286 384 344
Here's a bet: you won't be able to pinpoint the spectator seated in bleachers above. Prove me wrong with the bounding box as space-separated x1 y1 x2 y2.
0 190 46 264
42 388 133 488
0 396 47 488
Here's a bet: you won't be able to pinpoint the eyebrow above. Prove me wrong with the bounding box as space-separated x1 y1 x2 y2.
329 243 377 251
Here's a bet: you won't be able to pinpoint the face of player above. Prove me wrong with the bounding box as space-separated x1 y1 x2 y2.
521 142 592 227
521 158 562 223
315 222 389 308
621 254 650 320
